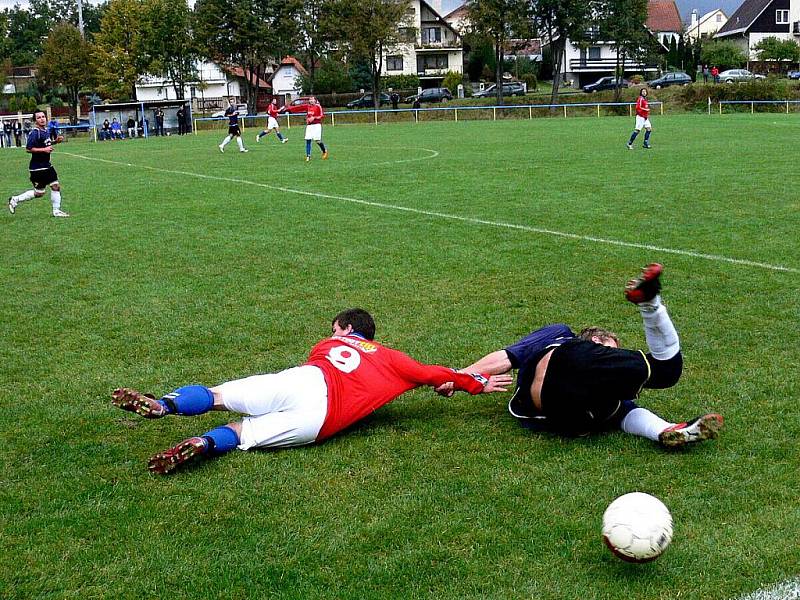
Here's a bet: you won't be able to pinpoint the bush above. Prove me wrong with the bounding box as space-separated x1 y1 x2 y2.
442 71 464 95
8 96 17 112
383 74 419 90
520 73 537 91
297 58 355 94
629 74 644 84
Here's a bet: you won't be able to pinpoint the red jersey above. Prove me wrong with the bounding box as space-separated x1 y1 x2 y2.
268 104 279 119
306 104 324 125
305 335 485 441
636 96 650 118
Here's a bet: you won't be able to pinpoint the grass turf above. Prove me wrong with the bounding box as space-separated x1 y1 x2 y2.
1 113 798 599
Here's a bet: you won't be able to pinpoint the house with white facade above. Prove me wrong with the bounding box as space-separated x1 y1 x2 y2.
686 8 729 40
270 56 307 99
648 0 684 44
383 0 464 88
714 0 798 60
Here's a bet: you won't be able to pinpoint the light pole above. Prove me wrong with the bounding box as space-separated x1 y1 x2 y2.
77 0 84 38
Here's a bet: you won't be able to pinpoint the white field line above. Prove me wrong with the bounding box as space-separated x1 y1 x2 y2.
361 146 439 166
60 151 799 275
733 577 800 600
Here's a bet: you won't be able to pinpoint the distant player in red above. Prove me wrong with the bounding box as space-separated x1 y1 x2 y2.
304 96 328 162
627 88 652 150
112 308 511 474
256 98 287 144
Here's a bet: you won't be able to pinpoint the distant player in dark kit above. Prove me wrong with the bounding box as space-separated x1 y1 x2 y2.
8 110 70 217
256 98 287 144
627 88 652 150
111 308 511 474
218 98 247 153
437 264 723 448
304 96 327 162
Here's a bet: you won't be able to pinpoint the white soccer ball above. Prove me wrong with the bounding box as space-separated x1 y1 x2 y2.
602 492 673 563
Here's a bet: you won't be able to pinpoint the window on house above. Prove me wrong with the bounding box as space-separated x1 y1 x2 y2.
716 13 722 22
776 9 789 24
421 54 448 69
588 46 601 60
422 27 442 43
386 56 403 71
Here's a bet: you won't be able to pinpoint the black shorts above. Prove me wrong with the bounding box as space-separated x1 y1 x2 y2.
540 339 650 435
228 125 241 136
30 167 58 191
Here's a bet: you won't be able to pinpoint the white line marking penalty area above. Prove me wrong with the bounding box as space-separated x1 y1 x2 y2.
60 151 799 275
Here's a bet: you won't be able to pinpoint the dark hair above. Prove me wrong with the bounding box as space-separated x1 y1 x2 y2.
578 326 619 346
33 109 47 119
332 308 375 340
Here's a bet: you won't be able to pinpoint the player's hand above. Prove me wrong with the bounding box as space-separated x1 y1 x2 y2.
55 135 64 143
481 373 512 393
434 381 455 397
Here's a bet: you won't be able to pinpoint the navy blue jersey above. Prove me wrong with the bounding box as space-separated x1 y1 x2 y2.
225 105 239 126
26 127 53 171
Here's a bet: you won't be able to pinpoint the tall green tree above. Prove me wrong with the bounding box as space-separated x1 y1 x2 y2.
29 0 106 38
753 37 800 65
195 0 302 112
535 0 594 104
598 0 652 101
328 0 414 108
141 0 198 100
0 7 49 65
296 0 336 94
93 0 149 100
467 0 533 105
701 40 747 70
36 22 95 123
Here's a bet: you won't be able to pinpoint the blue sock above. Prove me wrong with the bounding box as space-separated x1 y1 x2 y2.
628 130 639 144
202 425 239 455
277 132 284 141
644 130 651 144
159 385 214 415
305 139 311 156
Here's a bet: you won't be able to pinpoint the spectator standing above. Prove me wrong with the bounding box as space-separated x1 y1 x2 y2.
176 105 185 135
391 92 399 109
3 120 12 147
126 116 137 138
711 66 719 84
23 120 32 144
13 120 22 147
154 108 165 136
702 64 709 83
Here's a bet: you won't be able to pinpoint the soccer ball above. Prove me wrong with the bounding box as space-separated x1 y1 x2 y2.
602 492 673 563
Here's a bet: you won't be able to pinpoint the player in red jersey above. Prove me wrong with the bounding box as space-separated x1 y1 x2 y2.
304 96 328 162
627 88 652 150
256 98 287 144
111 308 511 474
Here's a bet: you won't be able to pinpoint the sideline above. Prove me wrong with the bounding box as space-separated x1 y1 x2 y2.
60 151 799 275
734 577 800 600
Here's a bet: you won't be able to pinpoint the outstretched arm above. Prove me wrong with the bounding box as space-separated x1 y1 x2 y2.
460 350 513 375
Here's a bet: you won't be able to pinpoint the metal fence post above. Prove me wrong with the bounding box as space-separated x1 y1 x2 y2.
493 107 496 121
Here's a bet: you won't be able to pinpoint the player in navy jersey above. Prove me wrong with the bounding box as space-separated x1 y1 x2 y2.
8 110 70 217
218 98 248 153
111 308 512 474
437 264 722 448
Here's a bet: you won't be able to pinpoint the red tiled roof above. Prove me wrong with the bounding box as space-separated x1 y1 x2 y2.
278 56 308 77
224 66 272 89
646 0 683 32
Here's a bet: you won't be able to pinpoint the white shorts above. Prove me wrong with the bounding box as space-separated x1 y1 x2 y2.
635 116 652 130
267 116 279 130
216 365 328 450
305 123 322 141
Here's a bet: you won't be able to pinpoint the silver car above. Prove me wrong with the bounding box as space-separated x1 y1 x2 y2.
718 69 766 83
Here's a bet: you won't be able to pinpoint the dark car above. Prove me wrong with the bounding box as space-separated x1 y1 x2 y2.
278 97 313 114
647 71 692 89
346 92 391 109
582 76 630 93
473 81 527 98
404 87 453 103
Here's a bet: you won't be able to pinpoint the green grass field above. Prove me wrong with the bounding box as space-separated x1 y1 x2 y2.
1 113 798 600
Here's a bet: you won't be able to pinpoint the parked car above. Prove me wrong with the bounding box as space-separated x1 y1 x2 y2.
211 103 249 118
582 76 630 93
346 92 391 108
404 87 453 103
787 70 800 80
647 71 692 89
718 69 766 83
473 82 527 98
279 97 314 114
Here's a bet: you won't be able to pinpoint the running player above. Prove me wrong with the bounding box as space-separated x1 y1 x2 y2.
256 98 287 144
218 98 248 153
627 88 652 150
304 96 328 162
112 308 511 474
8 110 70 217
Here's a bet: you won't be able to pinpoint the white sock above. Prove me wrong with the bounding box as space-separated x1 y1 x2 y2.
13 190 36 203
639 296 680 360
621 407 673 441
220 136 231 148
50 190 61 211
236 137 244 150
